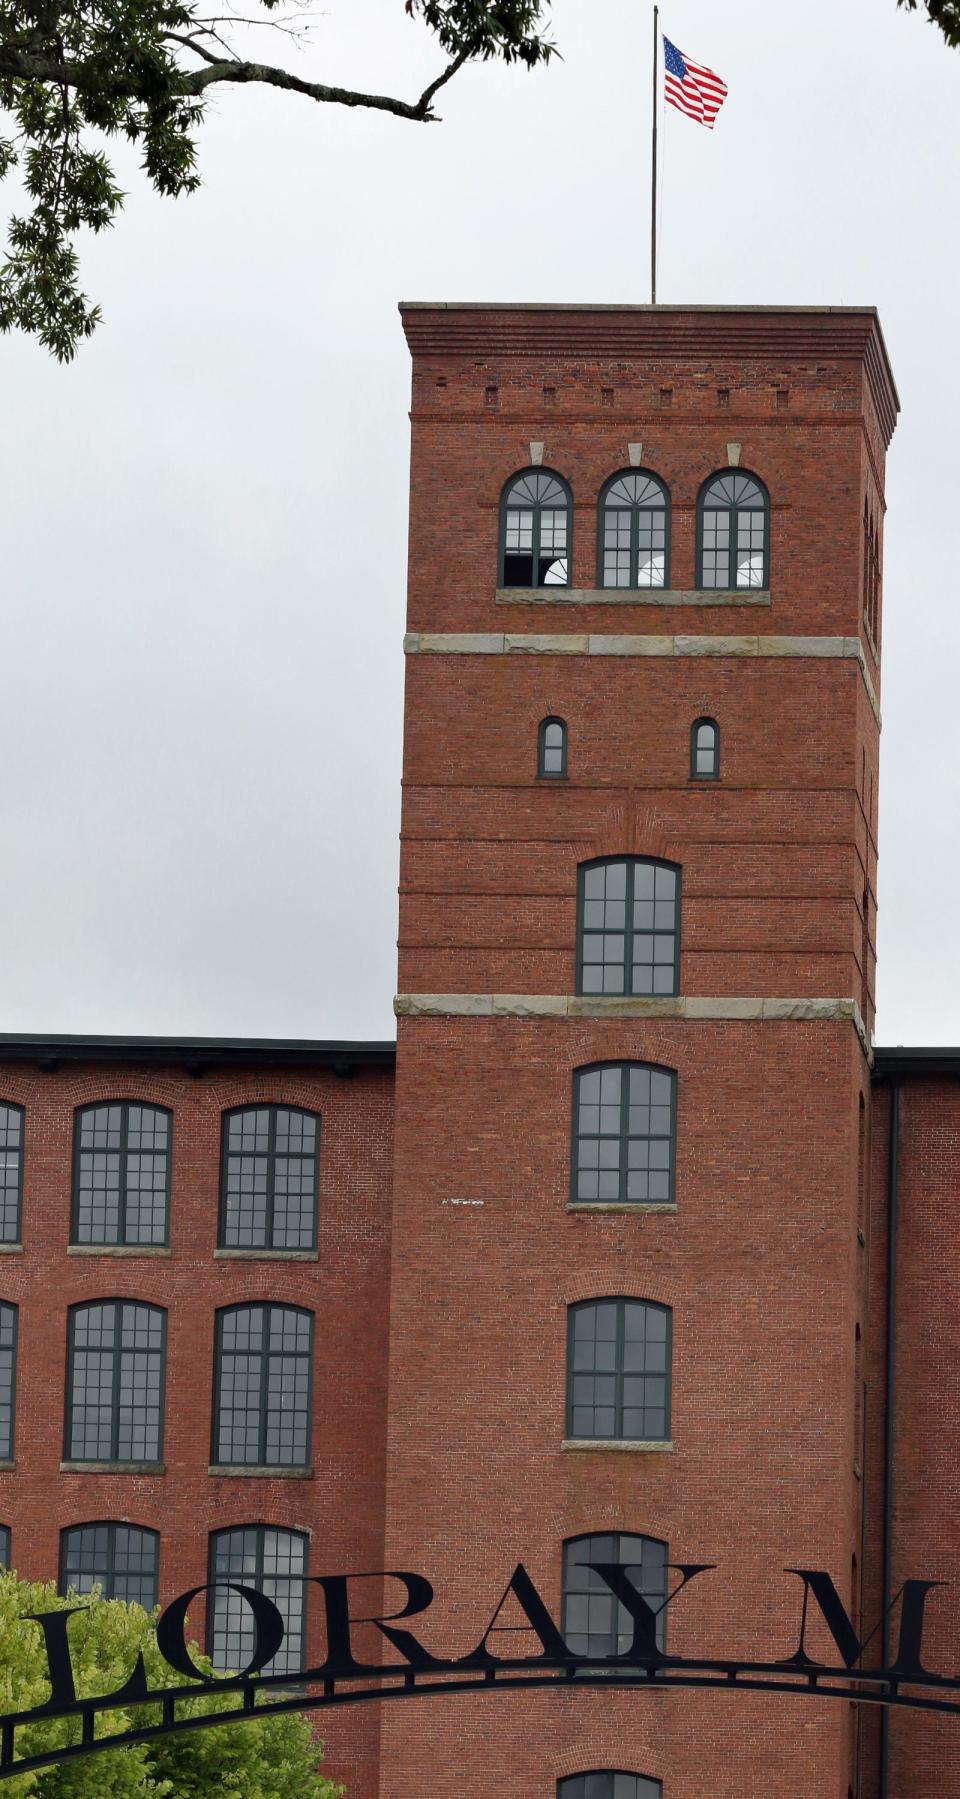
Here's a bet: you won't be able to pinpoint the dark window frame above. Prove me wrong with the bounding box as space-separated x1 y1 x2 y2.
70 1100 172 1248
206 1523 309 1677
596 468 671 590
695 468 770 590
64 1299 167 1465
498 467 573 590
0 1302 17 1462
0 1103 24 1246
561 1531 670 1658
218 1104 320 1251
690 716 720 780
576 857 681 997
59 1521 160 1608
0 1525 9 1569
558 1778 662 1799
538 716 568 779
211 1302 315 1469
570 1062 677 1208
566 1299 672 1441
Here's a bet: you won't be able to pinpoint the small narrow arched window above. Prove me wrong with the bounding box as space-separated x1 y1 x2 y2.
219 1106 319 1250
72 1102 171 1247
0 1105 23 1244
208 1526 307 1677
567 1300 671 1442
499 469 571 588
538 716 568 778
577 858 680 996
559 1778 662 1799
690 716 719 779
65 1301 166 1465
60 1523 159 1609
599 471 669 589
572 1064 676 1207
697 470 769 590
212 1303 314 1469
0 1304 16 1462
561 1534 668 1658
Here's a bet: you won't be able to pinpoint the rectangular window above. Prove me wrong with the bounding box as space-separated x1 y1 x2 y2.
0 1107 23 1244
573 1066 675 1206
208 1527 307 1677
568 1301 671 1440
220 1107 319 1251
0 1305 17 1461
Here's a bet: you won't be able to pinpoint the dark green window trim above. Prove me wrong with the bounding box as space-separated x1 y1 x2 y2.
695 468 770 590
206 1524 309 1677
566 1300 672 1440
59 1521 159 1608
597 469 671 590
498 468 572 589
576 858 681 997
0 1104 23 1246
218 1105 320 1251
558 1777 662 1799
64 1300 166 1465
211 1303 314 1469
561 1532 669 1659
570 1063 677 1207
538 716 568 779
0 1525 9 1570
690 716 720 780
0 1303 17 1462
71 1101 172 1248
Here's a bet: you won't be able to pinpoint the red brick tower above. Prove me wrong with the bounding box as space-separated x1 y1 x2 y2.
385 304 897 1798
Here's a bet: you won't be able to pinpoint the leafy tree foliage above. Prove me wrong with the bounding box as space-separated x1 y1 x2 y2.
899 0 960 46
0 0 555 358
0 1567 343 1797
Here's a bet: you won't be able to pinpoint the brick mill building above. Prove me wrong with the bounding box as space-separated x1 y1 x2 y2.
1 303 957 1798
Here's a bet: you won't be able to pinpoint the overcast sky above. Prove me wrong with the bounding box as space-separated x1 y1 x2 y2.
0 0 956 1046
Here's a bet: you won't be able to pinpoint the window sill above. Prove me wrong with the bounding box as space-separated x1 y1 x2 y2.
213 1248 318 1261
67 1244 171 1257
208 1465 314 1479
0 1244 23 1255
566 1203 677 1215
561 1439 674 1454
495 587 771 608
0 1460 15 1472
60 1461 165 1475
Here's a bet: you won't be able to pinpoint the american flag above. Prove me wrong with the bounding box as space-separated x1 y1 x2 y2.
663 35 728 129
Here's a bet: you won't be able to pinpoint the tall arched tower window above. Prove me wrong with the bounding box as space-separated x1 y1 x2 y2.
697 470 769 589
598 470 669 588
499 470 571 588
577 858 680 996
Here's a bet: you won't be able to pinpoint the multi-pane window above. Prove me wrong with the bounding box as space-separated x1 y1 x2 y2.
213 1304 313 1468
577 859 680 997
572 1064 675 1206
72 1103 171 1246
690 716 719 779
220 1107 319 1251
599 472 669 588
60 1523 159 1609
567 1301 671 1441
65 1301 165 1464
0 1106 23 1244
538 717 568 778
697 470 768 589
559 1779 661 1799
500 471 571 587
0 1304 17 1461
0 1526 9 1569
562 1534 668 1658
208 1526 307 1677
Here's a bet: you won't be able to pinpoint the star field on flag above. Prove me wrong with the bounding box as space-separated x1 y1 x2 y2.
663 35 728 129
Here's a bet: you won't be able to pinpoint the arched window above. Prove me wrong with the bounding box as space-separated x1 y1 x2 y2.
60 1523 159 1609
598 471 669 589
500 470 571 588
0 1304 17 1462
208 1526 307 1677
697 470 768 589
0 1526 9 1570
562 1534 668 1657
567 1301 671 1441
577 858 680 996
559 1778 661 1799
690 716 719 779
538 716 568 778
213 1304 313 1469
65 1301 166 1464
0 1105 23 1244
572 1065 675 1206
72 1102 171 1246
219 1106 319 1251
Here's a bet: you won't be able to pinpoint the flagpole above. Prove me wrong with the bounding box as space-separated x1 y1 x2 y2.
651 4 659 304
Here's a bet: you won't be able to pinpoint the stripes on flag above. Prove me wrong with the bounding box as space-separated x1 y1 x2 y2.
663 35 728 130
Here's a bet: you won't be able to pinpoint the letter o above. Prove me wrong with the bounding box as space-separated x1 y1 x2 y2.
156 1583 285 1681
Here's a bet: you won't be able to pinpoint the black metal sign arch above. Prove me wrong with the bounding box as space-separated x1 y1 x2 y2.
1 1560 957 1782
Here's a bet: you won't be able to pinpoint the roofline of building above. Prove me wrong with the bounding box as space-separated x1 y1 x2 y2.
0 1033 396 1071
873 1047 960 1079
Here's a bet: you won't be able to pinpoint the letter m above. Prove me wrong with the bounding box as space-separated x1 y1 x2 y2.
780 1568 943 1678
